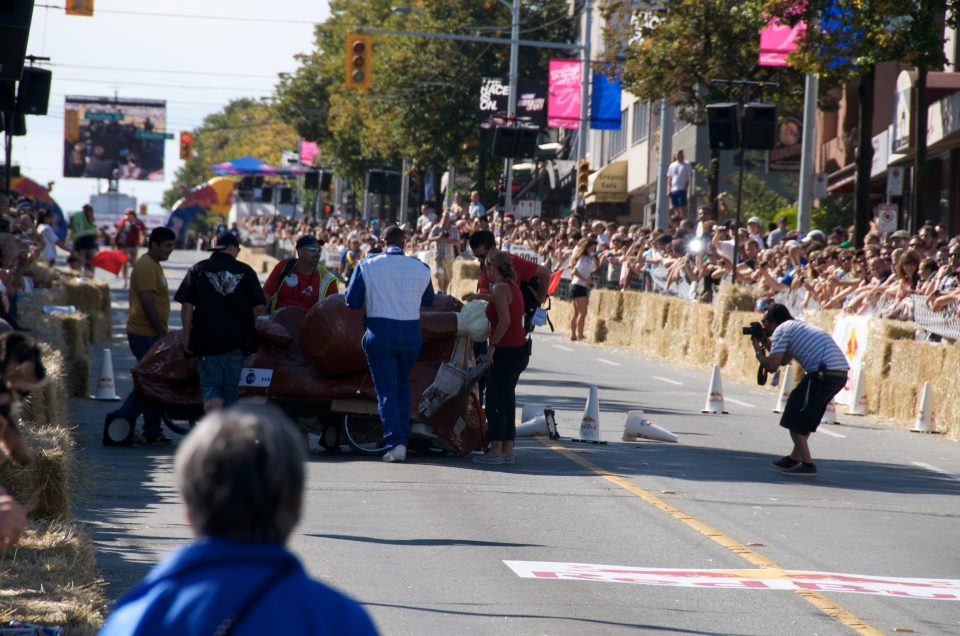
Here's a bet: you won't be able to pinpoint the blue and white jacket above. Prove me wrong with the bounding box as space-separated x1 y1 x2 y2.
345 245 434 322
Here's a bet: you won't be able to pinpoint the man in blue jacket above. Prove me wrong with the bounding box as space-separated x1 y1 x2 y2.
345 225 434 463
98 405 378 635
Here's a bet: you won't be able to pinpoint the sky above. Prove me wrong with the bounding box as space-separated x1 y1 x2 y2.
14 0 330 214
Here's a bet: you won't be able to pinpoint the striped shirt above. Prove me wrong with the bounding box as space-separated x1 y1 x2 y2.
769 319 849 373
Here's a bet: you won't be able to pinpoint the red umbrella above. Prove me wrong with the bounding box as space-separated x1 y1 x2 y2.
90 250 128 275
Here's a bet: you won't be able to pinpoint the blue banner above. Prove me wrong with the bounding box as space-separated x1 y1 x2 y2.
590 71 622 130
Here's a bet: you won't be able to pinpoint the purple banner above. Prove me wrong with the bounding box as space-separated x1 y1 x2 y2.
548 59 581 129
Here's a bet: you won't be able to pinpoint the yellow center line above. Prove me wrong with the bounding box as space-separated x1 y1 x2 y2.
544 441 885 636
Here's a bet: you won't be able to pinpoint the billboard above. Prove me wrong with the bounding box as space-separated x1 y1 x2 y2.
63 96 167 181
479 78 547 129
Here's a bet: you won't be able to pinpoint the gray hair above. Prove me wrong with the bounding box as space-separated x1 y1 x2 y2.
175 404 305 543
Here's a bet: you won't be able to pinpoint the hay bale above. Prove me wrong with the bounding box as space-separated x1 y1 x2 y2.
449 259 480 300
26 261 64 288
27 312 90 398
18 288 71 336
0 519 106 634
59 277 110 319
21 345 68 429
0 425 74 520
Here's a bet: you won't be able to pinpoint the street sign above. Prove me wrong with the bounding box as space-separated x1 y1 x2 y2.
887 166 904 197
812 173 828 199
876 203 898 233
134 130 174 140
84 111 124 122
515 199 541 218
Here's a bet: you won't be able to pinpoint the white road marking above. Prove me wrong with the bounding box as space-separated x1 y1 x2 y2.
818 428 846 439
652 376 683 386
596 358 621 366
724 397 756 408
911 461 960 481
553 345 574 352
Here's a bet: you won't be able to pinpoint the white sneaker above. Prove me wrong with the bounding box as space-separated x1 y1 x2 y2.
382 444 407 463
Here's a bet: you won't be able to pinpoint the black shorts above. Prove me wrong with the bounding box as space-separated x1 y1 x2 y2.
779 372 847 435
74 236 98 252
570 284 590 299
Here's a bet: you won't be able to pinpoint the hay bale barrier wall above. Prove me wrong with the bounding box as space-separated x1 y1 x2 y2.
1 271 110 632
450 260 960 441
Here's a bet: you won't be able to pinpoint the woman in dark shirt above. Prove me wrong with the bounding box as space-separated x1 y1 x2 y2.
474 250 529 466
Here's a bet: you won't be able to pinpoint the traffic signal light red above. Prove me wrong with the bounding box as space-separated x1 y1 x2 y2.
345 34 372 89
179 132 193 160
577 158 591 195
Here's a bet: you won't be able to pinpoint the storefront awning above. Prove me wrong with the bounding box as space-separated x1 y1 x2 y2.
585 160 627 205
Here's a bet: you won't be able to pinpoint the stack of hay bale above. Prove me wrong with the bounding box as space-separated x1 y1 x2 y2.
0 262 111 633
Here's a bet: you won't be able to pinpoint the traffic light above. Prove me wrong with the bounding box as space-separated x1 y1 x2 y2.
576 158 591 196
179 132 193 160
66 0 94 16
345 34 373 89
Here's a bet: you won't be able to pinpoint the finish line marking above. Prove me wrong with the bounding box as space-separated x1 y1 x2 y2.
912 461 960 481
652 376 683 386
724 397 756 408
596 358 621 367
541 441 886 635
504 561 960 601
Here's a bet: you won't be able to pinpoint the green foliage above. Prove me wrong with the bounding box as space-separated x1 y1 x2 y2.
812 194 855 233
274 0 574 184
162 99 300 209
721 171 790 225
601 0 813 123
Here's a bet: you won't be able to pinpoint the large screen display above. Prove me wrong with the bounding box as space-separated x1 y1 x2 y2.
63 96 167 181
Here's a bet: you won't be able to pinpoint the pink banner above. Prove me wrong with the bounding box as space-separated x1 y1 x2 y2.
758 19 804 67
299 140 319 166
548 59 581 129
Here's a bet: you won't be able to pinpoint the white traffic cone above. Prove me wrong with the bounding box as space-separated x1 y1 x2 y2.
772 365 794 413
820 400 838 426
846 367 868 416
90 348 121 401
516 414 548 437
701 364 728 414
521 403 550 423
622 410 678 443
911 382 935 433
573 385 605 444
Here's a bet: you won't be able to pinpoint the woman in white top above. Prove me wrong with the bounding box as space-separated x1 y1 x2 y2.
38 210 68 267
569 237 599 341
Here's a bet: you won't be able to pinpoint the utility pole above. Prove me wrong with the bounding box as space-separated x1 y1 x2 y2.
796 73 818 233
503 0 520 216
399 158 409 224
576 0 593 163
654 99 672 231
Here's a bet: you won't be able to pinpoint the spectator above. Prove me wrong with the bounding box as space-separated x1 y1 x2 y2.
569 237 599 342
66 204 99 276
468 190 486 219
98 405 378 635
767 216 790 247
114 208 147 289
263 235 338 312
428 212 459 294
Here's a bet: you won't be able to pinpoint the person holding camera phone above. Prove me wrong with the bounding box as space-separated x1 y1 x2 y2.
751 303 849 476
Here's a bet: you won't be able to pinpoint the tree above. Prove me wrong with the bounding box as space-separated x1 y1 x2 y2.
274 0 574 194
162 99 299 209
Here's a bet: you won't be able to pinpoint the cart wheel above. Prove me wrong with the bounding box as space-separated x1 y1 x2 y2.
341 413 388 455
161 411 196 436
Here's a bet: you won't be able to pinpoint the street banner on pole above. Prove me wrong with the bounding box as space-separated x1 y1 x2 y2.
590 71 622 130
758 19 803 67
480 78 547 129
548 59 581 129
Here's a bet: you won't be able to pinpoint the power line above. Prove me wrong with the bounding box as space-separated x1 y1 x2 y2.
53 77 273 92
36 4 323 25
43 62 279 80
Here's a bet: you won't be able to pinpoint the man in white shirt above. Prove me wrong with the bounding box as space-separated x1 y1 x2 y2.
416 203 438 233
666 149 693 221
468 191 486 219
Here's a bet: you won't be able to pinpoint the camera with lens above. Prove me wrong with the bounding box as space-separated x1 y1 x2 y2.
742 321 764 340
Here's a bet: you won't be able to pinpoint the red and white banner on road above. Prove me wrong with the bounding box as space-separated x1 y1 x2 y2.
504 561 960 601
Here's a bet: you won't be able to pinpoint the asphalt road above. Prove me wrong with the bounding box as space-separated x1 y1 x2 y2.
71 250 960 635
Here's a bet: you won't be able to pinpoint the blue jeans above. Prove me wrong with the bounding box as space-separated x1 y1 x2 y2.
198 350 245 407
116 333 161 436
362 319 421 448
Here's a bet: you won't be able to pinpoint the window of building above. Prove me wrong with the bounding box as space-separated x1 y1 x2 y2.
605 108 629 162
632 101 649 144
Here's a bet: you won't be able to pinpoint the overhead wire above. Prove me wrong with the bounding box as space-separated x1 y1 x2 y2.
35 4 323 25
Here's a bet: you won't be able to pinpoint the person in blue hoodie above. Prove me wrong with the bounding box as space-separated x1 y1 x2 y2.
98 405 378 636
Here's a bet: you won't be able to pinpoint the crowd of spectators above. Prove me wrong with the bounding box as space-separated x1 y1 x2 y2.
226 197 960 339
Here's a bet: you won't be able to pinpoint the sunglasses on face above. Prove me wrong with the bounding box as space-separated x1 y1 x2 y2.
303 247 320 253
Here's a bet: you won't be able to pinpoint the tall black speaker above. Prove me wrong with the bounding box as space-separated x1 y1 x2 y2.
367 170 386 194
742 102 777 150
492 125 539 159
0 1 35 82
16 66 50 115
304 170 319 190
706 102 739 150
515 128 538 158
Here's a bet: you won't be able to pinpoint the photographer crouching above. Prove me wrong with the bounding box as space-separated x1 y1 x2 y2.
750 303 849 477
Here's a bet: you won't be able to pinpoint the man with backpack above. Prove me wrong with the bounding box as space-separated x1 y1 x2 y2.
262 235 339 313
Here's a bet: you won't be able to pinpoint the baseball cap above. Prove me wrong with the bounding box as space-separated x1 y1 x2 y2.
802 229 826 243
889 230 910 240
747 216 762 225
296 235 324 249
209 232 240 250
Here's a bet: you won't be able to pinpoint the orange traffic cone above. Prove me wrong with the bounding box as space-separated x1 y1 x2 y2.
90 348 121 401
701 364 728 414
772 365 794 413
